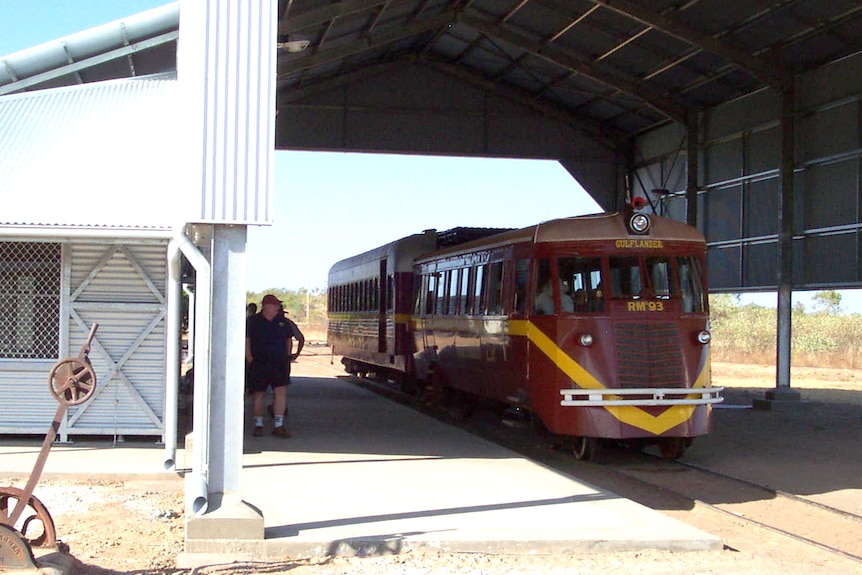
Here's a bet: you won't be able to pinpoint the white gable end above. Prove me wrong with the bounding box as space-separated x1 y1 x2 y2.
0 76 186 229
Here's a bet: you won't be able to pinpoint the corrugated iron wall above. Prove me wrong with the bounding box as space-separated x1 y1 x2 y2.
66 242 167 438
631 52 862 292
0 240 168 439
179 0 277 225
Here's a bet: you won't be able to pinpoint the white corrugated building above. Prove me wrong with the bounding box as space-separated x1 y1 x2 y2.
0 2 274 523
0 75 183 440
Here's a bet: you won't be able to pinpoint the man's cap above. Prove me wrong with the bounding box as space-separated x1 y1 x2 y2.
262 294 282 306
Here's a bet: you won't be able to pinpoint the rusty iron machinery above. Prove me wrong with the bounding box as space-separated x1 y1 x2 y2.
0 324 98 569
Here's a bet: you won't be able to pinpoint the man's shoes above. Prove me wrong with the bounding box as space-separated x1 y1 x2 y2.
253 426 264 437
272 426 291 438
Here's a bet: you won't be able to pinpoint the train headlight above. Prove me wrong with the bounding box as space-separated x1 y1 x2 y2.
580 333 594 347
697 330 711 344
629 213 651 234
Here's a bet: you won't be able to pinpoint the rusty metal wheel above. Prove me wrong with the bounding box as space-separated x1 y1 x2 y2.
48 357 97 406
0 487 57 548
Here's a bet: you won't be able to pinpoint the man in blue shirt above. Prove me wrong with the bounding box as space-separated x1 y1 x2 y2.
245 294 303 437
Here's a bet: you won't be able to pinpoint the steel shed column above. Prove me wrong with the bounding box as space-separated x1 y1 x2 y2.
768 84 801 403
686 112 699 227
206 225 249 495
180 0 273 542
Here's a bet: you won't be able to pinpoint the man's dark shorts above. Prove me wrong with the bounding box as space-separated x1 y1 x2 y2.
247 361 291 393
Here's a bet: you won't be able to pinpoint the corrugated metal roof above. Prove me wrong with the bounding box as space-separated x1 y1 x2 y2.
0 2 178 96
4 1 861 145
0 75 184 230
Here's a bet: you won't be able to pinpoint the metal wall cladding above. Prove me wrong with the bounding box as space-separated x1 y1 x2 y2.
63 241 168 438
179 0 277 225
70 243 166 304
0 366 59 432
631 52 862 291
0 77 183 228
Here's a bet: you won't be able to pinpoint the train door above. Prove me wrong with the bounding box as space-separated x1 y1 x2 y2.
526 255 559 415
378 258 386 353
506 251 531 404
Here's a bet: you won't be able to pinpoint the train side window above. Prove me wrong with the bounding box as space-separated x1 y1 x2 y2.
458 268 469 315
610 256 642 298
447 269 459 315
472 266 484 315
416 273 428 315
485 261 504 315
558 256 602 312
514 258 528 314
426 273 438 315
436 271 447 315
678 256 706 313
374 277 381 310
533 258 553 315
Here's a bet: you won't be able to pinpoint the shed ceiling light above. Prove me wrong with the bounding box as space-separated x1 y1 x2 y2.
277 40 310 53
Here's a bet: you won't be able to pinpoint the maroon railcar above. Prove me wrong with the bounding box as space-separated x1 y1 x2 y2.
327 209 722 459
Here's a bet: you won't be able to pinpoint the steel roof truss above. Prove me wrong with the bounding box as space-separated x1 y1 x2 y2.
585 0 790 91
0 30 178 97
278 8 455 80
460 12 688 123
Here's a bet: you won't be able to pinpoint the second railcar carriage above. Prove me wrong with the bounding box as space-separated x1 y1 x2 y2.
328 208 723 459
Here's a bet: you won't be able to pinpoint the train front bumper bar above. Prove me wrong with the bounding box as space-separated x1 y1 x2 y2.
560 387 724 407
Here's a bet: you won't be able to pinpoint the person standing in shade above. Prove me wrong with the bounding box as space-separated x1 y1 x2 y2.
246 294 295 437
244 302 258 394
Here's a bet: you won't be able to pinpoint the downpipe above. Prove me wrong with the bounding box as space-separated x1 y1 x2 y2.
165 227 211 515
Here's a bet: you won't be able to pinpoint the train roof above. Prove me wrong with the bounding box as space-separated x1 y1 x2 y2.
534 211 706 243
329 211 706 278
418 211 706 261
328 230 438 276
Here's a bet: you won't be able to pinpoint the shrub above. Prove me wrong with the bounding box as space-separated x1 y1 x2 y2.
710 294 861 368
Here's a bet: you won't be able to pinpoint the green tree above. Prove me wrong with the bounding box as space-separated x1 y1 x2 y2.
811 290 841 314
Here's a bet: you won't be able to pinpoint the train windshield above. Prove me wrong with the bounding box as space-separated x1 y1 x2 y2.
678 256 706 313
608 254 706 313
555 257 604 313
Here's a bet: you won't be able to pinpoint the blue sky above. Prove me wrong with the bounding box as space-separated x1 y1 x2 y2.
2 1 861 315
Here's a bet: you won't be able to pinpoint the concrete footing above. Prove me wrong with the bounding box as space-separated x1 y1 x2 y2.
185 492 264 550
752 387 804 411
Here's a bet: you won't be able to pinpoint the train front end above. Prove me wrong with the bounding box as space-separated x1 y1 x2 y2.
522 210 722 458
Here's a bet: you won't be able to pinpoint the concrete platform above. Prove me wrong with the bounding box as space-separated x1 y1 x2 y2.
0 360 722 566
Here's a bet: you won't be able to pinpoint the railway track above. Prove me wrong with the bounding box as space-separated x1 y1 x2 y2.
606 457 862 563
347 372 862 566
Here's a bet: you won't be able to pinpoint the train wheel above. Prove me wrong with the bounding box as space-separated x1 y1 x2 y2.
659 437 687 460
571 436 599 461
343 359 358 375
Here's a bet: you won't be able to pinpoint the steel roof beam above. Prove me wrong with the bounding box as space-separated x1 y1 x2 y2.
0 30 178 96
585 0 790 91
459 12 688 123
427 59 626 149
277 52 624 150
281 0 404 34
278 58 411 104
278 9 455 81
